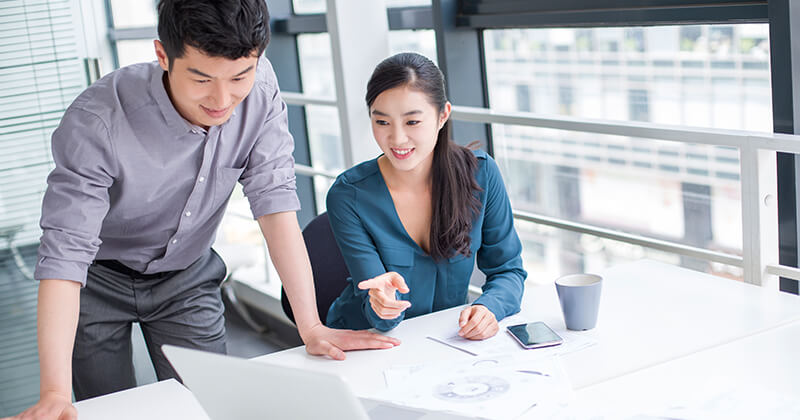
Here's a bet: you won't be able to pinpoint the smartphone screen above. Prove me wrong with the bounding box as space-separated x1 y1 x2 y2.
507 322 563 349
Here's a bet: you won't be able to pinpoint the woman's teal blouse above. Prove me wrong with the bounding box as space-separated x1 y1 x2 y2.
325 150 527 331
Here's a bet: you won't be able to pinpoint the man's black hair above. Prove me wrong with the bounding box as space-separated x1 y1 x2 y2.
157 0 270 69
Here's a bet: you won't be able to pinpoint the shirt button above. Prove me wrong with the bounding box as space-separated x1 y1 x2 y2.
172 239 178 244
185 211 192 217
199 176 206 183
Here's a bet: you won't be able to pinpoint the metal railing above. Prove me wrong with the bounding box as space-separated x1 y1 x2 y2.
286 92 800 289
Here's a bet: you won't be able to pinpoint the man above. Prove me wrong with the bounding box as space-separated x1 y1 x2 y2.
6 1 399 419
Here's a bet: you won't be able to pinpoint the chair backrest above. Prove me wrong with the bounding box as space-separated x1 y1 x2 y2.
281 212 350 325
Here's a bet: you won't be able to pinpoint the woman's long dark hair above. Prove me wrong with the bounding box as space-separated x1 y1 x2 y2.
365 52 482 261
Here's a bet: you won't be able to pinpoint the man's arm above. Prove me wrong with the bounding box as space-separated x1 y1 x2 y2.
257 211 400 359
3 279 80 420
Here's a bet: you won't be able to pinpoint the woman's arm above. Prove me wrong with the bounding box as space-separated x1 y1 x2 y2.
258 212 399 359
473 156 528 320
326 180 409 331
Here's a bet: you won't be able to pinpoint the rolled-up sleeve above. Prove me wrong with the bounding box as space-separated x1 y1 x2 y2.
241 61 301 219
35 108 117 286
473 156 527 320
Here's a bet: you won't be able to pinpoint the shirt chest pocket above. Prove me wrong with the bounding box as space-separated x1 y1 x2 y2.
214 166 246 207
379 246 414 274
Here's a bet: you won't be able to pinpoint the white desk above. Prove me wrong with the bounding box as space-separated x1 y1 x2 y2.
573 320 800 419
71 260 800 419
74 379 209 420
255 259 800 393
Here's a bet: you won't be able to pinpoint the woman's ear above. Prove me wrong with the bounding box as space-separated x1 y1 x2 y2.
439 101 452 129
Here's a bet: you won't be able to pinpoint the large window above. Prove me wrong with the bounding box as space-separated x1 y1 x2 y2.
484 25 771 129
296 33 341 210
484 25 772 281
108 0 158 67
0 0 89 249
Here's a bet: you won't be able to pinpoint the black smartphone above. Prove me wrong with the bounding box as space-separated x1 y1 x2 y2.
506 321 564 349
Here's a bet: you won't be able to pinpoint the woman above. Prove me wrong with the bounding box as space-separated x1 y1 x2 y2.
325 52 526 340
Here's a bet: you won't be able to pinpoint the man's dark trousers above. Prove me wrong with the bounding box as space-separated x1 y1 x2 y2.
72 249 227 400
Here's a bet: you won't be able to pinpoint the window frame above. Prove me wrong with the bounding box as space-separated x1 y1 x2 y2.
451 0 796 293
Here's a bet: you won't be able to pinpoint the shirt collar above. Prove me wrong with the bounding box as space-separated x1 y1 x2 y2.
150 65 194 137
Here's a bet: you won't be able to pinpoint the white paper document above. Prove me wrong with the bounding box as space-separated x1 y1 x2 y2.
426 315 597 357
379 354 574 420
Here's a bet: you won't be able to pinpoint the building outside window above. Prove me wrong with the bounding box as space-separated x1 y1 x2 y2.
484 24 771 282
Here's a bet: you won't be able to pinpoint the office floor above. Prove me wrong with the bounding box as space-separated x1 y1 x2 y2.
0 244 292 417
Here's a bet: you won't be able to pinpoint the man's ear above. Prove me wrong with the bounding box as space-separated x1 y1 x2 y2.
154 40 170 72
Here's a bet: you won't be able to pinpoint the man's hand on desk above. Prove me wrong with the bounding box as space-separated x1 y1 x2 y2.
458 305 499 340
300 323 401 361
2 392 76 420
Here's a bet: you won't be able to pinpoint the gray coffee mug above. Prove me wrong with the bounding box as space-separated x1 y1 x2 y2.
555 273 602 331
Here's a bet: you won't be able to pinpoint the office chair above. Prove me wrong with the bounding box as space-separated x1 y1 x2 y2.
281 212 350 325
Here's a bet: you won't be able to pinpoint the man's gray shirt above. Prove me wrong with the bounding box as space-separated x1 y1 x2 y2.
35 57 301 286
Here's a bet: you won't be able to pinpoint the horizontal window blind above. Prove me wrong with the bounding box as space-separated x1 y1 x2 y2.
0 0 86 249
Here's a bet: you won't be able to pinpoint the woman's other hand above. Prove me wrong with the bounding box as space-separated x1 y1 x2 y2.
458 305 498 340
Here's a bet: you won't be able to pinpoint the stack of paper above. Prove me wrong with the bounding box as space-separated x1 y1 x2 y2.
378 354 574 419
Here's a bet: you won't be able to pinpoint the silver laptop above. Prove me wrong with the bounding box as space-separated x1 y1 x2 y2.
162 345 474 420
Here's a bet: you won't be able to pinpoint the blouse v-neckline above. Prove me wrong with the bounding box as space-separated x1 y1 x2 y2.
374 159 430 256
